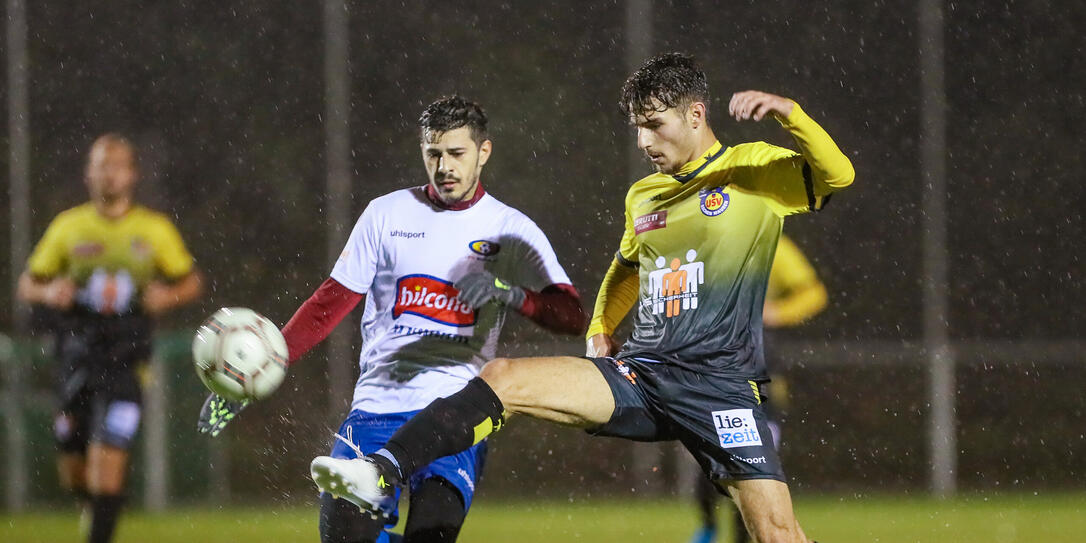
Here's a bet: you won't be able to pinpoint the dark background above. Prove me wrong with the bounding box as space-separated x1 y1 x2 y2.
1 0 1082 504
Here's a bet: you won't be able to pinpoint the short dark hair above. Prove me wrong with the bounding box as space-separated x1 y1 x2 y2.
620 52 710 118
418 96 488 146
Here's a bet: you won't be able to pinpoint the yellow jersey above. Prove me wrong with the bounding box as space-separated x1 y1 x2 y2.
590 104 853 379
27 203 194 315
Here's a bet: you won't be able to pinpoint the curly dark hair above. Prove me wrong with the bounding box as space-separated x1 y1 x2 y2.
620 52 710 118
418 96 488 145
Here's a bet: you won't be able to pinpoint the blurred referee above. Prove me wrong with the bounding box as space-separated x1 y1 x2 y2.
17 134 203 543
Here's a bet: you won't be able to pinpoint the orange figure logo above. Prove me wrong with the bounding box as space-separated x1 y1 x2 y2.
661 258 687 317
645 250 704 318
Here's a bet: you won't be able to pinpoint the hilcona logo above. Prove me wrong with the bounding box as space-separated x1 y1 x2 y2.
644 249 704 318
394 274 475 327
712 409 763 449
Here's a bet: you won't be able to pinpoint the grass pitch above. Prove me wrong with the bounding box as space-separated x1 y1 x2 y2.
2 493 1084 542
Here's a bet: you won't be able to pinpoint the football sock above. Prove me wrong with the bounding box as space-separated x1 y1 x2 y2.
318 491 385 543
88 494 124 543
402 477 466 543
380 377 504 480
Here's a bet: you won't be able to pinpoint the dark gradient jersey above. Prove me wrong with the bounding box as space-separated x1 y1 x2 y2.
605 105 852 379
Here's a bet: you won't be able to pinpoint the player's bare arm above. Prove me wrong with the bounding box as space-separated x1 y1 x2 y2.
16 271 77 310
728 90 795 122
143 270 204 316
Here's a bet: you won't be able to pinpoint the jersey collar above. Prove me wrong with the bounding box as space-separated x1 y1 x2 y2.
424 181 487 210
671 141 726 183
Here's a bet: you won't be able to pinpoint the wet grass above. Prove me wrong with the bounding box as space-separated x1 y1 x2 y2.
2 493 1084 542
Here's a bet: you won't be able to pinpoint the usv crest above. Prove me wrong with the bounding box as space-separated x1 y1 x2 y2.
699 187 729 217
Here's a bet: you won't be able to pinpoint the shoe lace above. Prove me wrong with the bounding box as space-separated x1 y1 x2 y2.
332 426 367 460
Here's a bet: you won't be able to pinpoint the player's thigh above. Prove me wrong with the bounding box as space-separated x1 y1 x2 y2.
479 356 615 427
56 453 87 490
724 478 807 543
86 443 129 494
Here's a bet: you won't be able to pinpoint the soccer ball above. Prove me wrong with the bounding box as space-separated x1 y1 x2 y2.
192 307 288 402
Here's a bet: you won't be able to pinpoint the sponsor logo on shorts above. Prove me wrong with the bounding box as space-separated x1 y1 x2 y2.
611 358 638 385
739 455 767 464
699 188 730 216
468 239 500 257
458 468 475 492
712 408 762 449
633 211 668 234
394 274 475 327
104 401 142 441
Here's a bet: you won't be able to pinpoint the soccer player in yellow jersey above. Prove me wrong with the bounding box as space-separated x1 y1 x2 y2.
314 53 853 543
17 133 202 543
692 233 828 543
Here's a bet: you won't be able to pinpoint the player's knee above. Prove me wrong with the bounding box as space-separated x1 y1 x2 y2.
479 358 516 390
748 515 804 543
480 358 535 409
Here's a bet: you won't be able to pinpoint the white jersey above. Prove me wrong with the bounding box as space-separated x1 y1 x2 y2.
330 186 572 413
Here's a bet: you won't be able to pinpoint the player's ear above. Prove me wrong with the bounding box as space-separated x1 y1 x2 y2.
689 102 707 129
477 139 493 166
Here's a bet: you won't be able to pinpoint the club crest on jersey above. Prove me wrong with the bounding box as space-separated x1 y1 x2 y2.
130 237 152 259
643 249 705 318
699 188 729 217
394 274 475 327
468 239 501 257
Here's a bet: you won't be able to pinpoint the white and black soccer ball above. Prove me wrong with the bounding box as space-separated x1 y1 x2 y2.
192 307 288 402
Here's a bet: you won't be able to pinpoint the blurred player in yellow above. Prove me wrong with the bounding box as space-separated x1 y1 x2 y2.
690 233 827 543
17 133 203 543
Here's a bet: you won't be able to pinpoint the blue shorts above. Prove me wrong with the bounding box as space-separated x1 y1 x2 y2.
329 409 488 523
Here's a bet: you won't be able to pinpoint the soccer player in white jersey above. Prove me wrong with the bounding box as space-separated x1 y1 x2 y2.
198 96 587 543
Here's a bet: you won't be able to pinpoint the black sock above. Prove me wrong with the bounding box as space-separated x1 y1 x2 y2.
88 494 125 543
695 477 718 529
381 377 504 480
318 492 385 543
403 477 466 543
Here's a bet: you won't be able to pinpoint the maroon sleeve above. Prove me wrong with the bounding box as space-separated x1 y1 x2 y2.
517 283 588 336
281 277 363 365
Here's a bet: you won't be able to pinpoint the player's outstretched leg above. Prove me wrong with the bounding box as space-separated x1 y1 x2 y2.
310 356 615 512
310 376 502 512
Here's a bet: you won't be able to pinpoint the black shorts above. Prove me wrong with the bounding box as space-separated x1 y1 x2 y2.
586 356 785 483
55 379 143 453
53 317 148 453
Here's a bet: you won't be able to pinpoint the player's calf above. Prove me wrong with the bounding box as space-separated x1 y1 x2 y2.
380 377 505 480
